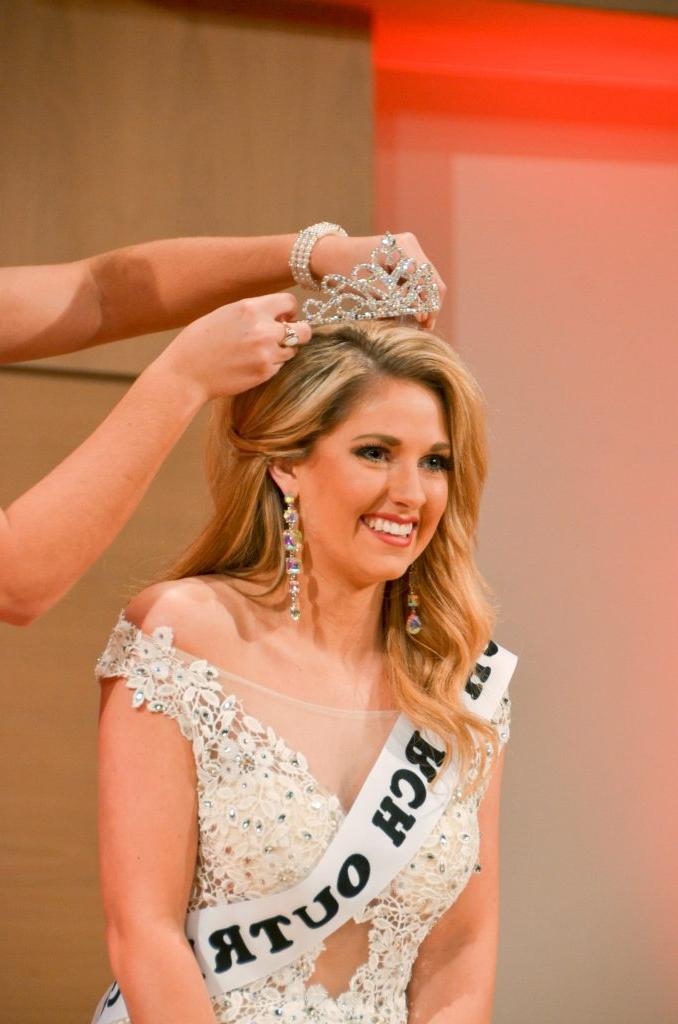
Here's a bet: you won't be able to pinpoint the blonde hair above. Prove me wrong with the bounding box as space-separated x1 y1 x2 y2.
160 321 500 797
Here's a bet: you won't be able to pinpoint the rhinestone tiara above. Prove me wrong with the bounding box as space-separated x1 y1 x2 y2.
301 232 441 327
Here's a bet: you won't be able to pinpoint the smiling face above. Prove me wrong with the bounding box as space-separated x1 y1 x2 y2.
271 377 452 590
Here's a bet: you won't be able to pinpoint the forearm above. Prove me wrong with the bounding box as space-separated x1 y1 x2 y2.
0 230 438 364
0 235 298 363
87 231 399 347
0 359 205 625
87 234 299 346
108 926 217 1024
407 929 498 1024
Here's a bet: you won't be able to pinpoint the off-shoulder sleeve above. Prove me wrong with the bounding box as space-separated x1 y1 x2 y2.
94 610 194 741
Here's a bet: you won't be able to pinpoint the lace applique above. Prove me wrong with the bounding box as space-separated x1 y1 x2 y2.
95 611 513 1024
492 692 512 747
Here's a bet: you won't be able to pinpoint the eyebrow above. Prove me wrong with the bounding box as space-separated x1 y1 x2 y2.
351 433 451 451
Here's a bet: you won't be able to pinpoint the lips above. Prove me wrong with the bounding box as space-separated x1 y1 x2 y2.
360 515 417 546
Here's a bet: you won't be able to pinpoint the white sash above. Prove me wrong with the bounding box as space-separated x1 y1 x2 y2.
94 640 516 1023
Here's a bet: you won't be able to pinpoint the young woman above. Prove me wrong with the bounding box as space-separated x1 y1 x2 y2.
94 318 515 1024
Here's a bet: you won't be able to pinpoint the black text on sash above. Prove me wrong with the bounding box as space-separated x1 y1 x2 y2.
205 729 444 975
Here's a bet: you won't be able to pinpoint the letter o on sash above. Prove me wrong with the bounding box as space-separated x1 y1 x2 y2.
337 853 370 898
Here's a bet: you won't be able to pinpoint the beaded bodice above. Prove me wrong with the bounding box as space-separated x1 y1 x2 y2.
95 611 512 1024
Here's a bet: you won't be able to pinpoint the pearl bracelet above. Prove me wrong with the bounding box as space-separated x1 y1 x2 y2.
289 222 348 291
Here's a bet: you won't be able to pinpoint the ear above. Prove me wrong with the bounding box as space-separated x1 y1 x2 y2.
267 457 300 499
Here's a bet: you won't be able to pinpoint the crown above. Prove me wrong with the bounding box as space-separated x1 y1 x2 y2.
301 232 441 327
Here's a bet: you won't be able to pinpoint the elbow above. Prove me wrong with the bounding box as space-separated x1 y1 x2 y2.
0 556 59 625
105 917 187 981
0 520 59 624
106 920 144 981
106 922 132 983
0 575 52 625
0 593 42 627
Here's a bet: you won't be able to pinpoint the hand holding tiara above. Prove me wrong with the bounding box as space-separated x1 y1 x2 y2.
301 232 443 329
290 227 446 330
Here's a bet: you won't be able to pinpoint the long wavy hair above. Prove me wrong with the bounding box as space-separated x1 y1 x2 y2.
160 320 500 797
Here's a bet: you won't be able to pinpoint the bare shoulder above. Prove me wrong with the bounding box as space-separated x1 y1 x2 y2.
123 575 249 655
124 577 208 631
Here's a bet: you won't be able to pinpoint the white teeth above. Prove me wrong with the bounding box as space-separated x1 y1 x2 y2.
363 516 414 537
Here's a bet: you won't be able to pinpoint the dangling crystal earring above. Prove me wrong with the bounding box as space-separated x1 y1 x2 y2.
405 566 422 635
283 493 303 622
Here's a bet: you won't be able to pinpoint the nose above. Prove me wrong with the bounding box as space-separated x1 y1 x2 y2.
387 459 426 510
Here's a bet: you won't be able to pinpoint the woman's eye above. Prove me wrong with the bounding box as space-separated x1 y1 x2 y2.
422 454 452 472
354 447 451 471
354 445 388 462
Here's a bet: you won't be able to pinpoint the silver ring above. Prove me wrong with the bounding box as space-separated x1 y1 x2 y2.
279 323 300 348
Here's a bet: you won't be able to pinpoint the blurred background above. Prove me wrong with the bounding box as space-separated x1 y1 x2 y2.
1 1 676 1021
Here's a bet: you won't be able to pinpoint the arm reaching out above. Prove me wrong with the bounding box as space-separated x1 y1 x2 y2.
0 235 298 364
0 231 446 363
0 294 311 625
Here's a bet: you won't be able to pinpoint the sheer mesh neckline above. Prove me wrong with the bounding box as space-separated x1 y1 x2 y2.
118 611 400 719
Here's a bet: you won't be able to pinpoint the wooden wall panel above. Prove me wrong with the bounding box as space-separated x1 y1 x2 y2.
0 370 213 1020
0 0 372 375
0 2 371 1019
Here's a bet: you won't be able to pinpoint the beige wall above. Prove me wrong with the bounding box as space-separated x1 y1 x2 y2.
1 371 212 1018
0 1 371 1020
0 0 372 376
377 86 678 1023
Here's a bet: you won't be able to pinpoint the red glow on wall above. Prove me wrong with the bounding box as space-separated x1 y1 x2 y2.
373 0 678 127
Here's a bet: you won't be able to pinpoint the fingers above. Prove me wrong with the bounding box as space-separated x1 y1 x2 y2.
415 310 437 330
257 291 300 320
431 265 446 311
282 319 312 345
410 309 436 331
271 319 313 365
386 234 446 330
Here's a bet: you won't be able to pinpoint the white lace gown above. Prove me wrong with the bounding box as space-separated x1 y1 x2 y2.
94 611 512 1024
